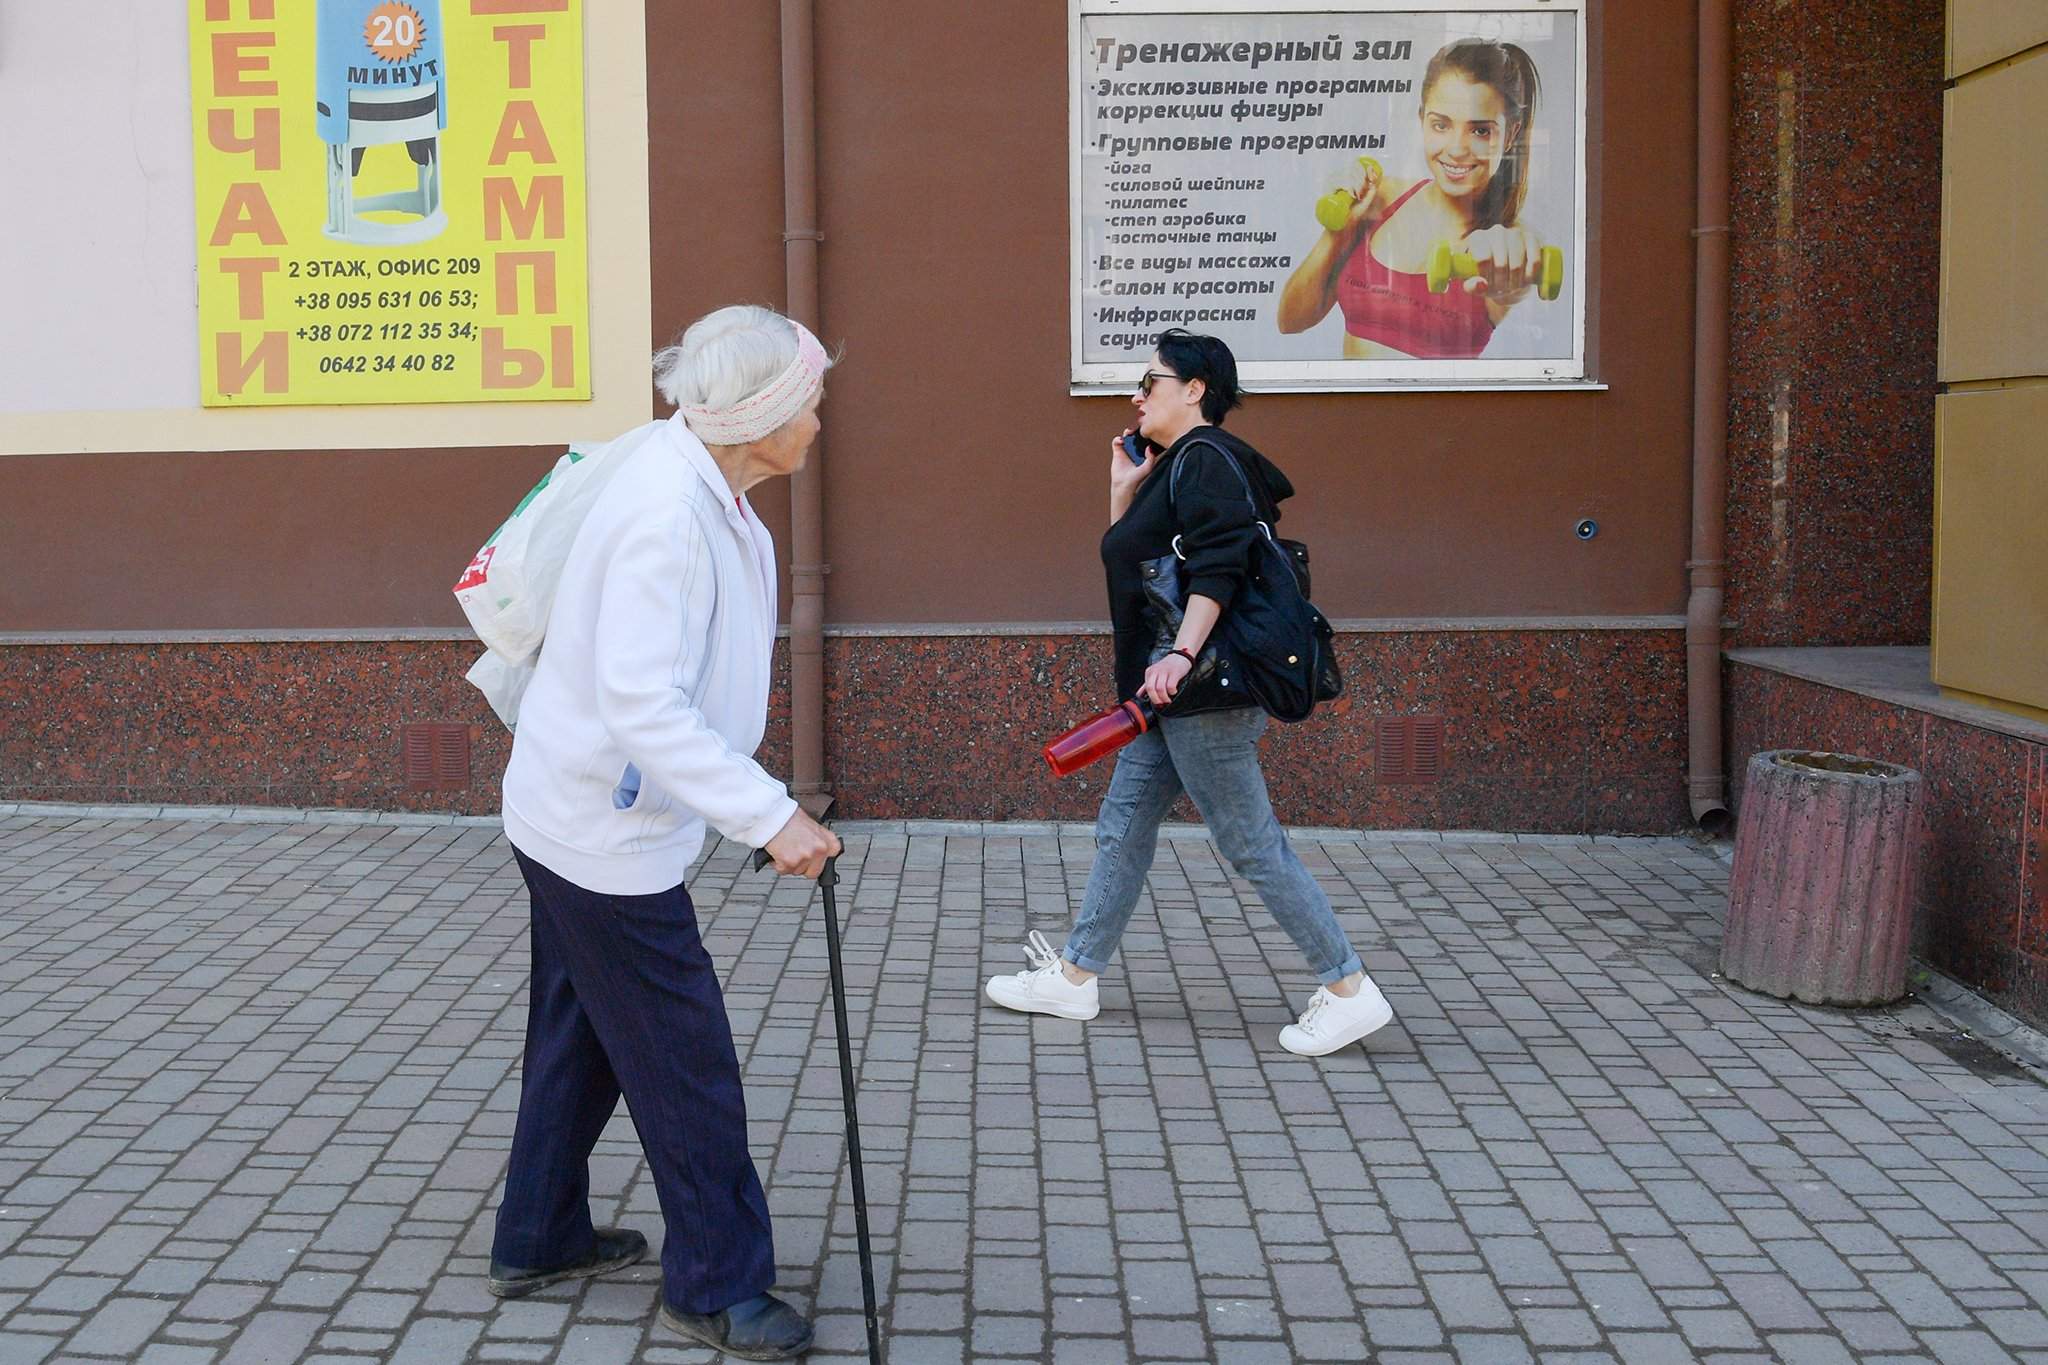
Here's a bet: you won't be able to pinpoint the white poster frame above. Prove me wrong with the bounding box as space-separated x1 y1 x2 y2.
1069 0 1591 393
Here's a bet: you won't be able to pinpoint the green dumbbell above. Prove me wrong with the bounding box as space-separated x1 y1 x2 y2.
1425 239 1566 302
1312 156 1383 233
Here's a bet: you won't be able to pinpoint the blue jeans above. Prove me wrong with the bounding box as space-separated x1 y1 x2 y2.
1063 706 1363 984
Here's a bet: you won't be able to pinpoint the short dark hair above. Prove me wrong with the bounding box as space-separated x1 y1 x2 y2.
1153 328 1243 425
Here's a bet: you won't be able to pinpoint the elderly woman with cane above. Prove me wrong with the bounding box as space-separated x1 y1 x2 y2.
485 305 838 1361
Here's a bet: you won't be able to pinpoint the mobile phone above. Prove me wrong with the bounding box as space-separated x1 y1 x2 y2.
1120 432 1151 465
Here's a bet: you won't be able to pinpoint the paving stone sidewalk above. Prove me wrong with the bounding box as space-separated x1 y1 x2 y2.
5 810 2048 1364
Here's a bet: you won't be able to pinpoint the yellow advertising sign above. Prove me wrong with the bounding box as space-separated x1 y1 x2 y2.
189 0 590 407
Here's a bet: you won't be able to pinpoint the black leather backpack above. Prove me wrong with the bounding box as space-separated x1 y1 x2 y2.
1141 440 1343 724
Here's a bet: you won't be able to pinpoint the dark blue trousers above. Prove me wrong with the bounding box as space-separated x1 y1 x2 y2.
494 848 775 1315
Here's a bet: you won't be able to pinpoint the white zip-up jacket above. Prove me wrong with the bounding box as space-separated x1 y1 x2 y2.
501 414 798 894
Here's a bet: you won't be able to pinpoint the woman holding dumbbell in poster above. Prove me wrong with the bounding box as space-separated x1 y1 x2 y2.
1276 38 1560 360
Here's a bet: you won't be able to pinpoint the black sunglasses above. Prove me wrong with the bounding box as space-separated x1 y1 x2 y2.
1137 370 1180 396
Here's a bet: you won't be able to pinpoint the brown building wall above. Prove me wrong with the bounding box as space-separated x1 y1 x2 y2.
703 0 1706 627
16 0 1950 834
2 0 1702 632
0 446 551 632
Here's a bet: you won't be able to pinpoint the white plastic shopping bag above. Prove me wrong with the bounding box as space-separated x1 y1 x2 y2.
466 649 536 731
452 419 663 665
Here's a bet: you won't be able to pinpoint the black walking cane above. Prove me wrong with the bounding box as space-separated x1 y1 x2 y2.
752 838 882 1364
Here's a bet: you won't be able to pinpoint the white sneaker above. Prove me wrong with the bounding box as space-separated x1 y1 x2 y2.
1278 976 1394 1056
985 931 1100 1021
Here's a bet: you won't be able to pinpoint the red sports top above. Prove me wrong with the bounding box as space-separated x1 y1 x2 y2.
1334 182 1495 360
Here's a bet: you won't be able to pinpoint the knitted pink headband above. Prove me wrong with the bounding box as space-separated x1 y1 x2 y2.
678 324 828 445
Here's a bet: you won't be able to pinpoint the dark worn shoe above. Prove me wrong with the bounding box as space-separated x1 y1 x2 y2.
659 1292 815 1360
486 1227 648 1298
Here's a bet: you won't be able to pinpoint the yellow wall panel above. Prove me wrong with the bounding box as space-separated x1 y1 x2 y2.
1933 386 2048 714
1949 0 2048 80
1940 47 2048 382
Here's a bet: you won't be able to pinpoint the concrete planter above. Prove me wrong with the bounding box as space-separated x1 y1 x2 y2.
1722 750 1925 1006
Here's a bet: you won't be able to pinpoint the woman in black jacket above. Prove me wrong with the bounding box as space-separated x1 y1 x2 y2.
985 329 1395 1057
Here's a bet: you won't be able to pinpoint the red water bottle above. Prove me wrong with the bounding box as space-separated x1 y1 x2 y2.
1044 698 1156 777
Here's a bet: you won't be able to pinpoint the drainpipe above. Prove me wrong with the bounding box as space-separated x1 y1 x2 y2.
1685 0 1732 832
781 0 831 812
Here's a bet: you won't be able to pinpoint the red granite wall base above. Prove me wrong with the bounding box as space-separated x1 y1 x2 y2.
1724 0 1944 649
0 641 513 816
1727 659 2048 1025
822 631 1687 833
1 629 1689 833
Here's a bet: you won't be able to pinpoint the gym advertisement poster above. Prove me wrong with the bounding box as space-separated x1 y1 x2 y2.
190 0 591 407
1073 4 1585 388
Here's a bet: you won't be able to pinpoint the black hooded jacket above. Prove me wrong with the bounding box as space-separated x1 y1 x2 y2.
1099 425 1295 704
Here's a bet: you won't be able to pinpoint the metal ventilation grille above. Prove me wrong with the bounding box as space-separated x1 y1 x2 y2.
1376 715 1444 785
402 723 471 790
